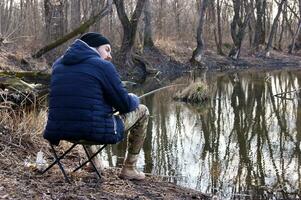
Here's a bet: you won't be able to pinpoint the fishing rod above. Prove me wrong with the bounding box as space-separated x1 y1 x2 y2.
113 83 185 115
138 83 186 99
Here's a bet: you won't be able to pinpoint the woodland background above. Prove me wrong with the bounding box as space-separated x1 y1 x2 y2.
0 0 300 69
0 1 301 199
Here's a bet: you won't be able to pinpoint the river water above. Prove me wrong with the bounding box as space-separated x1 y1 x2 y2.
103 69 301 199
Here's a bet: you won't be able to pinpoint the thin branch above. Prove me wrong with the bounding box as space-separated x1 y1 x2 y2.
32 0 113 58
273 85 300 100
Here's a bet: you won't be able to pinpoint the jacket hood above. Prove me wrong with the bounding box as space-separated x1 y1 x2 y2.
61 39 100 65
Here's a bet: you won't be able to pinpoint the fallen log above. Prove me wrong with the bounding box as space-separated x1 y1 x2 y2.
0 70 138 109
0 71 50 108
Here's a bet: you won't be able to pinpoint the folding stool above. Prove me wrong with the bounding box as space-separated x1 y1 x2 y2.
42 141 107 184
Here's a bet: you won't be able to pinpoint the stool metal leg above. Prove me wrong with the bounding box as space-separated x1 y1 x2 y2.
73 144 107 173
82 146 101 179
42 143 77 175
48 144 74 184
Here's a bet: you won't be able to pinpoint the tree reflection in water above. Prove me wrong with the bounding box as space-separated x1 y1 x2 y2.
102 70 301 199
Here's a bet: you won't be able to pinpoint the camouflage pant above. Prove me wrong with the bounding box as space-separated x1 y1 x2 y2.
86 104 149 169
120 104 149 154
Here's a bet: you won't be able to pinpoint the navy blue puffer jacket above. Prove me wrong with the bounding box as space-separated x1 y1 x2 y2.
44 39 139 145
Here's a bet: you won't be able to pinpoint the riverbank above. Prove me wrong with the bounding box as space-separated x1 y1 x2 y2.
0 42 301 199
0 109 210 200
114 43 301 87
1 41 300 83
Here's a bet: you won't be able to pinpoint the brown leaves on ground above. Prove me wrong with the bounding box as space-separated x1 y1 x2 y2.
0 164 209 200
0 121 209 200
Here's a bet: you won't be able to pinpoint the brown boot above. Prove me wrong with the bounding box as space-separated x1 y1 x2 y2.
119 154 145 180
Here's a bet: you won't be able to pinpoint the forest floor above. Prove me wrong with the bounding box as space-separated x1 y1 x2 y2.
0 120 209 200
0 42 301 200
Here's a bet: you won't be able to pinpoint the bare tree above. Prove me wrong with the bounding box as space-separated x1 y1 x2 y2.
253 0 267 50
1 0 301 72
278 1 287 50
144 0 154 48
70 0 81 31
33 0 113 58
289 0 301 53
265 0 287 56
172 0 181 39
44 0 65 43
113 0 146 68
190 0 209 66
215 0 224 55
156 0 166 39
91 0 105 32
228 0 252 60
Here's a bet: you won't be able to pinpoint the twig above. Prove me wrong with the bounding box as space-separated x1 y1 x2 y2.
273 88 301 100
0 138 26 150
8 86 35 105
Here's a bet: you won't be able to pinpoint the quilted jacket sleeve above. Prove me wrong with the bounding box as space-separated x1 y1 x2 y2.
100 61 140 114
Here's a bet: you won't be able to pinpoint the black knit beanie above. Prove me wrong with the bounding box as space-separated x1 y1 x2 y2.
80 32 111 47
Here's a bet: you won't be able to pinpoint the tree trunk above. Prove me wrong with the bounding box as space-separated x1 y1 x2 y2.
296 0 301 48
43 0 66 62
288 0 301 54
253 0 266 50
262 0 267 43
190 0 208 66
4 0 13 35
289 20 301 54
228 0 251 60
91 0 101 32
108 8 114 40
0 1 4 34
172 0 181 39
32 0 113 58
216 0 224 55
114 0 146 68
157 0 166 39
64 1 69 34
265 0 286 56
70 0 81 30
33 0 40 40
248 0 256 48
278 2 287 51
284 14 295 38
143 0 154 48
44 0 65 43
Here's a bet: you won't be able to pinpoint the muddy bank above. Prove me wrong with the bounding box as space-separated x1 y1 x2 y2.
202 50 301 70
0 167 209 200
114 47 301 88
0 123 209 200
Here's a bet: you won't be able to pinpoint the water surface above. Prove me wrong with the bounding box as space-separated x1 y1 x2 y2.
103 69 301 199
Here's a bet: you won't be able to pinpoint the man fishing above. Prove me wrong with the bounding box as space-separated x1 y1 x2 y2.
44 32 149 180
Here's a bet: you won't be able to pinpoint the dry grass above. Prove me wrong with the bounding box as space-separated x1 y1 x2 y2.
0 44 49 71
174 81 209 103
0 77 50 176
0 106 48 164
155 38 195 63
